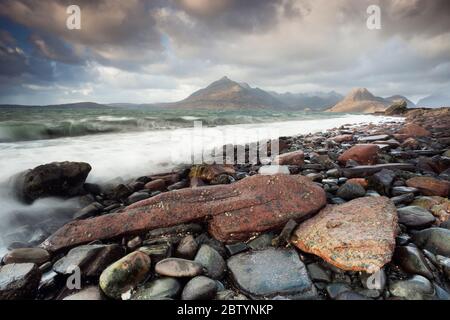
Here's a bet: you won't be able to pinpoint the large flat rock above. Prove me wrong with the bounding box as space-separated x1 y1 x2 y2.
227 248 317 299
291 197 398 273
41 175 326 252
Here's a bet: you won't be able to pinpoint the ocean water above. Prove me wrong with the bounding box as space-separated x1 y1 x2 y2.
0 106 400 253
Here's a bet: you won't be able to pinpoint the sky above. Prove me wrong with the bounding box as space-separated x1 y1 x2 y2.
0 0 449 105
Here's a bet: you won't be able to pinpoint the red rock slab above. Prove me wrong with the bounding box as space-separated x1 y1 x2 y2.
399 123 431 138
291 197 398 273
41 175 326 252
406 176 450 197
338 144 380 165
272 150 305 166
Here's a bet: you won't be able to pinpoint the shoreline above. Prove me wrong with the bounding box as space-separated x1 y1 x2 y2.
0 107 449 300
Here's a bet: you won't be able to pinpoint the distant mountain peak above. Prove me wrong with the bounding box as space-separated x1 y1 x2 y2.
346 88 376 101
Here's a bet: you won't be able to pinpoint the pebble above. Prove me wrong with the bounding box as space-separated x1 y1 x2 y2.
336 182 366 200
258 165 290 175
2 248 50 265
394 246 434 279
0 263 41 300
397 206 436 228
132 277 181 300
175 235 198 260
155 258 204 278
181 276 218 300
412 227 450 256
194 244 226 280
389 275 435 300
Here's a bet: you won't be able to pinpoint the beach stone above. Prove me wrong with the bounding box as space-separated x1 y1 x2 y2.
399 123 431 138
306 263 331 282
144 179 166 192
99 251 151 299
397 206 436 228
272 219 298 247
335 291 371 300
338 144 379 165
406 176 450 197
175 235 198 260
346 178 368 188
189 164 235 182
272 150 305 166
411 228 450 256
258 165 290 175
0 263 41 300
53 244 125 277
215 290 249 300
358 135 390 142
248 232 275 250
155 258 203 278
436 255 450 280
181 276 217 300
138 243 171 262
225 242 249 256
394 246 433 279
370 169 395 196
2 248 50 265
326 283 352 299
360 269 386 290
73 202 103 220
227 248 317 299
392 186 419 196
194 245 226 280
291 197 398 273
41 175 326 251
331 134 353 143
391 193 415 206
412 196 450 222
131 278 181 300
13 161 91 203
389 275 435 300
127 192 150 204
336 182 366 200
63 286 104 300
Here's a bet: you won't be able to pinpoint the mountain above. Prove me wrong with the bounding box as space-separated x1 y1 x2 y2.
327 88 392 113
417 93 450 108
385 95 416 108
167 76 288 110
0 102 110 109
270 91 343 110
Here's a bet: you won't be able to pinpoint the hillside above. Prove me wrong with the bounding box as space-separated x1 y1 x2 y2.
327 88 391 113
269 91 343 110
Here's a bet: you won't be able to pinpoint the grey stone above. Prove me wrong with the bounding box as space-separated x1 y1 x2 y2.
389 275 435 300
394 246 434 279
3 248 50 265
412 228 450 256
397 206 436 228
181 276 217 300
0 263 41 300
63 286 104 300
336 182 366 200
155 258 204 278
132 277 181 300
175 235 198 260
326 283 351 299
195 245 226 280
306 263 331 282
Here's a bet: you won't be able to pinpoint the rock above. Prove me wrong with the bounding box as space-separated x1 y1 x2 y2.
330 134 353 143
411 228 450 256
326 283 352 299
2 248 50 265
399 123 431 138
215 290 249 300
336 182 366 200
358 134 390 142
406 177 450 197
131 278 181 300
127 192 151 204
63 286 104 300
389 275 435 300
110 184 133 200
247 232 275 250
342 163 416 178
0 263 41 300
272 150 305 166
346 178 368 188
306 263 331 282
175 235 198 260
392 186 419 196
370 169 395 196
181 276 218 300
394 246 434 279
397 206 436 228
189 164 235 182
412 196 450 222
258 165 290 175
227 248 317 299
385 100 407 116
210 175 234 185
138 244 172 262
14 162 91 203
272 219 298 247
194 245 226 280
41 175 326 251
360 269 386 290
99 251 151 299
225 242 249 256
335 291 371 300
144 179 166 192
338 144 380 166
127 236 142 250
436 255 450 280
155 258 204 278
291 197 398 273
73 202 103 220
53 244 125 277
391 193 415 206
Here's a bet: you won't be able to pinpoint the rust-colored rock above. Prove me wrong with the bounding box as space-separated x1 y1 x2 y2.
399 123 431 138
291 197 398 273
330 134 353 143
272 150 305 166
189 164 235 181
406 176 450 197
338 144 380 165
347 178 368 189
144 179 166 192
41 175 326 252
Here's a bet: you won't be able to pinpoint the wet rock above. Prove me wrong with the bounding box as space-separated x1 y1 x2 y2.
175 235 198 260
138 244 172 262
272 219 298 247
210 175 234 185
397 206 436 228
131 277 181 300
306 263 331 282
0 263 41 300
412 196 450 222
326 283 352 299
53 244 125 277
436 255 450 280
406 176 450 197
370 169 395 196
225 242 249 256
342 163 416 178
358 134 390 142
14 161 91 203
346 178 368 188
127 192 150 204
360 269 386 290
248 233 275 250
384 100 407 116
42 175 326 251
227 248 317 299
215 290 249 300
389 275 435 300
3 248 50 265
273 150 305 166
73 202 103 220
338 144 379 166
335 291 371 300
258 165 290 175
99 251 151 299
391 193 415 206
399 123 431 138
392 186 419 196
394 246 434 279
336 182 366 200
155 258 204 278
189 164 235 182
181 276 217 300
144 179 166 192
194 245 226 280
291 197 398 272
110 184 133 201
330 134 353 143
411 228 450 256
63 286 104 300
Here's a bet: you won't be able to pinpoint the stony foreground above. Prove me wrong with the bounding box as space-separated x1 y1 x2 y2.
1 107 450 300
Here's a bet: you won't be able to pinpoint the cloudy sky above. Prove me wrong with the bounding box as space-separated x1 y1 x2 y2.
0 0 449 105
